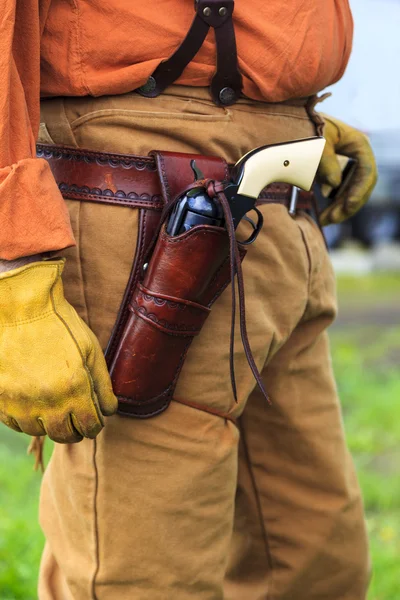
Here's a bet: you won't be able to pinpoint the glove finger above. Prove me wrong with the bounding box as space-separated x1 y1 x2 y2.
319 199 343 226
341 161 377 218
40 414 82 444
319 162 377 226
326 131 377 224
10 416 47 437
86 329 118 417
0 412 23 433
39 411 102 444
69 405 104 440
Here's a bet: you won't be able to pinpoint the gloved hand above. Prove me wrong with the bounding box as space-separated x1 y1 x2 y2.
317 114 378 226
0 259 117 443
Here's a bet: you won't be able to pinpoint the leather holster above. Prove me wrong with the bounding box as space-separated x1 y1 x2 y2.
106 151 245 418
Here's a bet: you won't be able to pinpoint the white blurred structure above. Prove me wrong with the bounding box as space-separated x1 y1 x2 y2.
323 0 398 134
322 0 400 272
323 0 400 204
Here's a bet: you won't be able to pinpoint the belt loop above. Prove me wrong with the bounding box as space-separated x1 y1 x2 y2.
39 98 79 148
305 93 331 137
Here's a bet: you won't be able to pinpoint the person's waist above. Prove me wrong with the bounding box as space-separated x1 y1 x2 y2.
40 85 318 137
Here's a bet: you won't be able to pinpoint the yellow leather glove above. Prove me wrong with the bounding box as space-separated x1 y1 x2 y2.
317 114 378 226
0 259 117 443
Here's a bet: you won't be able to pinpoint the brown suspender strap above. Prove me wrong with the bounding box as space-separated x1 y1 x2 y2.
137 0 243 106
211 5 242 105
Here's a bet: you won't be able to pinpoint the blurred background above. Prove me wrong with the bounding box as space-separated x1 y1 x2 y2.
0 1 399 599
315 2 400 596
323 0 400 274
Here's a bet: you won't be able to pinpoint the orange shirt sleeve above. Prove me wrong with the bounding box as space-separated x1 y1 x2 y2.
0 0 75 260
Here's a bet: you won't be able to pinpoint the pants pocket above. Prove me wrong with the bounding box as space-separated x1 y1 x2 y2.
65 101 232 156
61 199 140 350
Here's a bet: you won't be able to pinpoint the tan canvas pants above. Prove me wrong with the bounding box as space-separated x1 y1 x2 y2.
38 87 369 600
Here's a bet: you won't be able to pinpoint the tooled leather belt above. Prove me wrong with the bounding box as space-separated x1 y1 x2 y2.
36 143 315 213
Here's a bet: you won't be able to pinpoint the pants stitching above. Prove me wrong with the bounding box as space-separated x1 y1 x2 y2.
60 98 80 147
76 202 92 328
239 415 275 600
297 219 313 297
173 396 238 423
91 439 100 600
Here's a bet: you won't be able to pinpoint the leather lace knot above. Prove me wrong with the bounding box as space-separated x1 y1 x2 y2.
206 180 270 404
146 177 270 405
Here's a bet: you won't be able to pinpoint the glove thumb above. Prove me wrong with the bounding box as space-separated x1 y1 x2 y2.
317 144 343 189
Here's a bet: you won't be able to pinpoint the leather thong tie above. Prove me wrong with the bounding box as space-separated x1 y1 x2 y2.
137 0 243 106
206 180 270 404
143 177 270 406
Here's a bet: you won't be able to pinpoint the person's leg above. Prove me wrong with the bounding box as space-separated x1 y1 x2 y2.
38 206 312 600
37 89 327 599
224 215 370 600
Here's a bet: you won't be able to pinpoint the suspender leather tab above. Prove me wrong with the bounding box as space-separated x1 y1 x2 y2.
137 0 243 106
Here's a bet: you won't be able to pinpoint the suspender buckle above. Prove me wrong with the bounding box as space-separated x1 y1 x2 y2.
138 0 242 106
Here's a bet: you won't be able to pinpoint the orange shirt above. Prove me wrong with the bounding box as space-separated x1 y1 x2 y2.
0 0 353 260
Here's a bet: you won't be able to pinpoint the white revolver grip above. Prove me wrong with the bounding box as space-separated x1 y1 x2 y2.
237 137 326 199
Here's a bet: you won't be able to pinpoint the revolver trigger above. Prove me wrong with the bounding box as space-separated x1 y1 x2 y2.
242 215 257 230
240 207 264 246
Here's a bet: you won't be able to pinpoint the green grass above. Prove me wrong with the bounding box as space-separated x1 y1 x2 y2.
0 273 399 599
336 273 400 302
0 430 46 600
330 323 400 600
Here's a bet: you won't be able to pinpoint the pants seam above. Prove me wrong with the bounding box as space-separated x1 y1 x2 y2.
60 98 80 146
41 98 79 147
173 396 238 424
76 202 92 328
91 439 100 600
239 415 275 600
297 218 313 297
